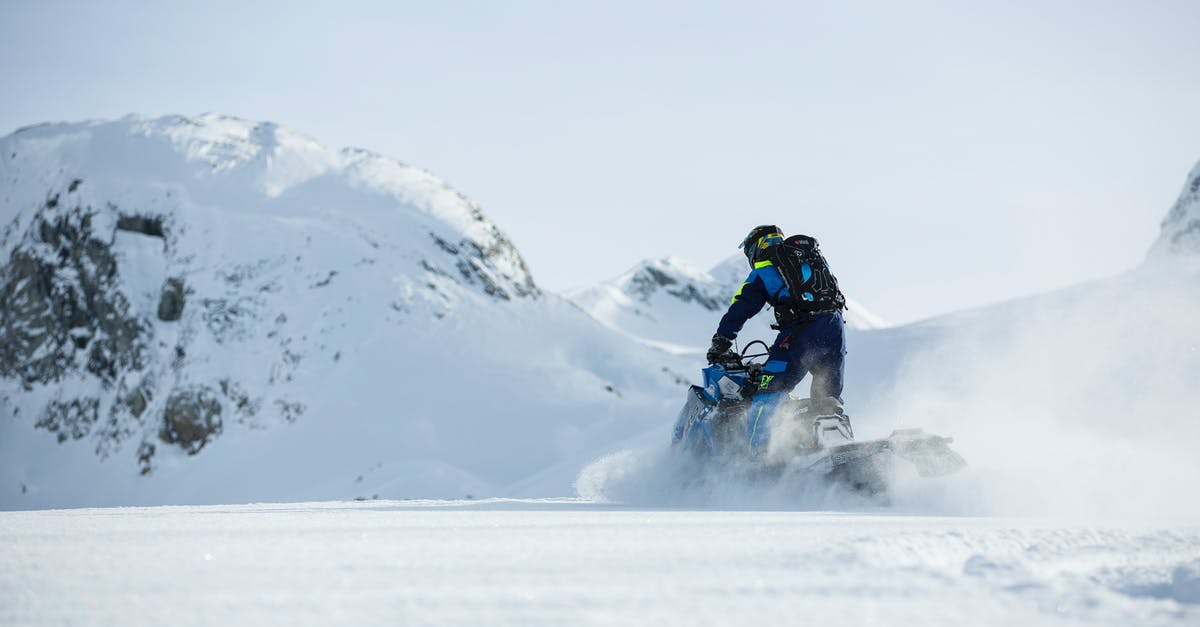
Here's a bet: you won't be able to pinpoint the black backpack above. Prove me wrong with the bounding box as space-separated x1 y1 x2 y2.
765 234 846 315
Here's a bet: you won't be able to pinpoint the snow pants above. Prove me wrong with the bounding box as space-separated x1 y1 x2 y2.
746 310 846 449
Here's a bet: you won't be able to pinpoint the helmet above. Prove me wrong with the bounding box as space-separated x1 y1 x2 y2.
740 224 784 267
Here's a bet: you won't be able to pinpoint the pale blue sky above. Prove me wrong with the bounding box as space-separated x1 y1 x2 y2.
2 0 1198 323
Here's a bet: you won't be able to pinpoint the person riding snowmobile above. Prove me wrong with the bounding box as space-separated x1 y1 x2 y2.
706 225 848 450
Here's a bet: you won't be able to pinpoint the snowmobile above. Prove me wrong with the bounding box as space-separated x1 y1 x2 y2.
671 341 966 495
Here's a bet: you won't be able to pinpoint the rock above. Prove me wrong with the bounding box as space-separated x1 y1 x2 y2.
115 214 164 238
128 388 148 418
34 398 99 443
159 387 222 455
136 441 156 475
157 278 185 321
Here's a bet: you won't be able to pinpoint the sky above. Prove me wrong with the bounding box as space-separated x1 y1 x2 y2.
1 0 1198 324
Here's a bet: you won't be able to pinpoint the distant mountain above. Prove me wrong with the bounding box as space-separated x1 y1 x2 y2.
568 254 888 351
0 114 684 508
1149 159 1200 259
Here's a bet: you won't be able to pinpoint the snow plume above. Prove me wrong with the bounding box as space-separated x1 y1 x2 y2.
859 266 1200 521
574 446 882 509
575 263 1200 518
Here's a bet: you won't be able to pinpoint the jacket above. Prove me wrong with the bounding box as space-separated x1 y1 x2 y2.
716 260 790 340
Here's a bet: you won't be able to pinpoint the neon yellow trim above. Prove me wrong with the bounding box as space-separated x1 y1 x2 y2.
749 406 764 446
757 233 783 250
754 260 773 269
731 281 750 304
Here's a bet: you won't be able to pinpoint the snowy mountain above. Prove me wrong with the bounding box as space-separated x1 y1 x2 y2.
0 114 686 508
567 254 888 351
1150 159 1200 258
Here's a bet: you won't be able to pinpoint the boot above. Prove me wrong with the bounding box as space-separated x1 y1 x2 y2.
811 396 845 418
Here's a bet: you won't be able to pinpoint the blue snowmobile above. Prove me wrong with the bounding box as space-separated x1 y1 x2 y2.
672 340 966 495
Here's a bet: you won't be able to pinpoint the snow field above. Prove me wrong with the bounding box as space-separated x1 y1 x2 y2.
2 500 1198 626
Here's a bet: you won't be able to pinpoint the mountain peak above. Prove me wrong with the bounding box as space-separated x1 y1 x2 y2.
1149 159 1200 259
619 256 726 311
1 113 537 300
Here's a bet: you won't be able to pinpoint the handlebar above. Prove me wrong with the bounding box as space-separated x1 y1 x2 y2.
715 350 768 372
708 339 772 371
714 351 745 370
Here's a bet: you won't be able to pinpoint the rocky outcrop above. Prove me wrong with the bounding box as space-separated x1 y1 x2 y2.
0 193 144 388
0 187 170 463
430 233 539 301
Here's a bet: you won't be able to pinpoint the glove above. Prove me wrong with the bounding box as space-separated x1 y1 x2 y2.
706 333 733 364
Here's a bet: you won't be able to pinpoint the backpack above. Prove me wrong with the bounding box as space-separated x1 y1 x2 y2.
765 234 846 315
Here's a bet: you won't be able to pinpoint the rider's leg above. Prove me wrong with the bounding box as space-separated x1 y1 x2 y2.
745 331 807 450
746 362 786 449
804 312 847 415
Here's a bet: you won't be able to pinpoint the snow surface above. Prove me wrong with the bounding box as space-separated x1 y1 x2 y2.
2 500 1198 626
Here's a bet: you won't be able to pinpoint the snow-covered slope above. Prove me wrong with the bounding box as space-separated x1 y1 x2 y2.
0 115 687 509
568 253 888 352
583 266 1200 519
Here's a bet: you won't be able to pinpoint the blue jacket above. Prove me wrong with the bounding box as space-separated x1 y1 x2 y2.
716 261 790 339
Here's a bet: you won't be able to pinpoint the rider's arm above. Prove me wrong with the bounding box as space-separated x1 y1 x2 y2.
715 273 768 340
